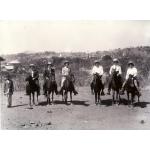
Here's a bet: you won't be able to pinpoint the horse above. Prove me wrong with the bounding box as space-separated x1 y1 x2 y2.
45 76 57 105
92 73 103 105
111 69 122 105
62 75 74 104
125 75 140 107
25 76 40 108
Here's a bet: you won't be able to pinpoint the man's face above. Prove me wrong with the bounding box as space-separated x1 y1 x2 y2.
95 63 99 67
47 65 52 69
65 63 69 67
129 64 134 68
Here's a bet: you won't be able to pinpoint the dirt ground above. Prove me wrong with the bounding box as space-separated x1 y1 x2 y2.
1 86 150 130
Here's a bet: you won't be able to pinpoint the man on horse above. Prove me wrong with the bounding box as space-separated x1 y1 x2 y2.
25 64 40 95
59 60 78 95
120 61 141 96
107 58 122 95
90 60 105 95
43 61 58 95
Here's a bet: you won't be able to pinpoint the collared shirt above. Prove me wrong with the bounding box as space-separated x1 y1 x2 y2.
126 67 137 80
109 65 122 75
91 65 104 76
62 66 71 76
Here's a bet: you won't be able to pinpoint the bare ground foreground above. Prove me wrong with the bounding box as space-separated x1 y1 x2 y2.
1 86 150 130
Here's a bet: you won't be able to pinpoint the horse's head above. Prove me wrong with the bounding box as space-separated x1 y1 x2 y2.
127 75 135 88
111 69 119 77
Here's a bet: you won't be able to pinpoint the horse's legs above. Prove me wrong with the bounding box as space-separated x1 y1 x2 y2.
127 92 130 107
131 93 134 107
52 91 54 104
95 92 97 105
98 91 101 105
112 90 115 105
70 91 72 103
29 94 32 107
36 91 39 105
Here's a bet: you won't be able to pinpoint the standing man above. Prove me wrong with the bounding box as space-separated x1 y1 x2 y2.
43 61 58 95
120 61 141 95
107 58 122 95
59 60 78 95
91 60 105 95
4 73 14 108
26 64 40 95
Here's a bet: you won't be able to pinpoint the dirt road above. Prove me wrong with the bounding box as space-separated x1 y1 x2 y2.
1 87 150 129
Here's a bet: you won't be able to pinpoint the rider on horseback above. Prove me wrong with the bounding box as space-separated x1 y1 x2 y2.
43 61 58 95
107 58 122 95
90 60 105 95
26 64 40 95
120 61 141 96
59 60 78 95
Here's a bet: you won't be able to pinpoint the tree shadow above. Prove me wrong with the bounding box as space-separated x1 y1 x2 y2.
11 104 28 108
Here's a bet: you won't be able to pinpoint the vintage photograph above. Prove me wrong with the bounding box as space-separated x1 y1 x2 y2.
0 20 150 129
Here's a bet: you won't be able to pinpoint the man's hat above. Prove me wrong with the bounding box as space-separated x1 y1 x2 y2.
64 60 69 64
94 60 100 64
47 61 52 65
128 61 134 66
113 58 119 63
29 64 35 67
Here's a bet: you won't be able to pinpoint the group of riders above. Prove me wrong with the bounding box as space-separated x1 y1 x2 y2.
25 58 141 97
3 58 141 108
25 60 78 96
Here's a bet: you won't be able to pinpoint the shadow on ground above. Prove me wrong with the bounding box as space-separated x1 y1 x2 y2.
38 100 90 106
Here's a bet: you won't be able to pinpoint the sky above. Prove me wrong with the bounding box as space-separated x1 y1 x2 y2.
0 20 150 55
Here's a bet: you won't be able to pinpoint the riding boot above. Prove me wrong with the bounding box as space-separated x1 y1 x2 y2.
101 84 105 96
90 82 94 95
73 86 78 95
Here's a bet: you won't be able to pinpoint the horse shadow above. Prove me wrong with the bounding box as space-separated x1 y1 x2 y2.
11 104 28 108
71 100 90 106
134 101 150 108
101 99 113 107
38 101 49 106
101 98 129 106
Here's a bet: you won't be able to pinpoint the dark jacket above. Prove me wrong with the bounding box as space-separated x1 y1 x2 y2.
43 67 55 80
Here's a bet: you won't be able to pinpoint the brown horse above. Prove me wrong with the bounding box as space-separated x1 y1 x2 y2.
92 73 103 105
25 76 40 108
62 75 75 104
125 75 140 107
45 76 57 105
111 70 122 105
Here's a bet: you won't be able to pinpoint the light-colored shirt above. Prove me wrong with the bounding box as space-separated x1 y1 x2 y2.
91 65 104 76
109 65 122 75
62 66 71 76
126 67 137 80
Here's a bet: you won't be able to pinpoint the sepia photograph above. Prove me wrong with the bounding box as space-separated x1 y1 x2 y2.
0 20 150 130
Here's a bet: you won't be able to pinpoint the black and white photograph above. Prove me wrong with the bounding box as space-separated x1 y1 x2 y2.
0 20 150 130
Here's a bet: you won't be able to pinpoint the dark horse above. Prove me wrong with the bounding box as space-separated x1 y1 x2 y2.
25 76 40 108
125 75 140 107
111 69 122 105
62 75 75 104
93 73 103 105
45 76 57 105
